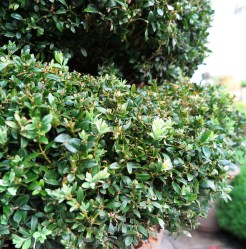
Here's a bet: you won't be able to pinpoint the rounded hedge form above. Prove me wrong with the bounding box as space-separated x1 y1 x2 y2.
217 162 246 239
0 0 213 83
0 44 245 248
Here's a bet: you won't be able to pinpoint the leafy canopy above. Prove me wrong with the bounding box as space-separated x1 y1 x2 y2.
0 0 213 83
0 43 245 248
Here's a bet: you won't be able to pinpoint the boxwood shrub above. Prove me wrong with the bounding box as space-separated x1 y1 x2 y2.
0 44 245 248
0 0 213 83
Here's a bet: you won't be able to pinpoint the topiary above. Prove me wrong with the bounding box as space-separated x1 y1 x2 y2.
0 43 245 248
0 0 213 83
217 156 246 239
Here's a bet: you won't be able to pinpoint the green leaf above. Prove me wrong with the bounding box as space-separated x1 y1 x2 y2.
108 223 114 234
133 209 141 218
80 48 87 57
106 202 121 209
82 182 93 188
138 225 148 237
152 202 162 209
5 121 18 129
12 234 25 248
126 162 132 174
54 133 71 143
56 9 67 14
56 21 64 32
109 162 121 169
95 119 110 134
5 32 15 38
58 0 68 7
92 168 109 182
157 8 163 16
125 235 133 247
172 182 181 194
143 0 155 7
177 177 187 185
64 138 81 153
157 217 165 229
123 121 131 131
96 107 107 114
46 74 61 81
201 179 216 191
54 52 64 64
11 13 23 21
202 146 211 159
14 194 29 207
37 27 44 36
33 231 40 239
44 171 60 186
7 187 17 196
136 173 151 181
182 230 192 237
76 187 84 203
0 63 8 71
82 182 91 189
28 181 41 191
42 114 53 126
107 0 116 7
31 216 38 231
115 0 127 7
22 238 32 249
184 193 197 202
40 117 51 129
131 84 136 94
21 137 28 148
83 159 97 169
13 210 23 223
84 4 98 13
39 136 48 144
200 130 211 142
48 93 55 105
25 124 36 131
3 205 13 215
0 225 10 235
187 173 194 181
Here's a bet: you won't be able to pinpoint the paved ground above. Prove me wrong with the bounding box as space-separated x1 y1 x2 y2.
160 230 246 249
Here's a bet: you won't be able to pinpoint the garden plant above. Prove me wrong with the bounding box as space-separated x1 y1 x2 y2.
0 0 213 82
217 150 246 240
0 0 245 249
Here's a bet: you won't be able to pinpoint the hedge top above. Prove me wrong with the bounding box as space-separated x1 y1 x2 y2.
0 0 213 83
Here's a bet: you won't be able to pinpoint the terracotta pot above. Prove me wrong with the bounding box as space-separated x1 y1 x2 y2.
135 230 164 249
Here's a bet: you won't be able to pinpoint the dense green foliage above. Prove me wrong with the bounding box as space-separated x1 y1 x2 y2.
217 154 246 239
0 0 213 83
0 44 245 248
241 80 246 87
0 1 245 248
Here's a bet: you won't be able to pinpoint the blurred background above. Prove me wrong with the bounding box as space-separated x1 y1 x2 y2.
192 0 246 114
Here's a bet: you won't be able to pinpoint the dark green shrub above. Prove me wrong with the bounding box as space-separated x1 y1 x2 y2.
0 0 213 83
241 80 246 87
0 43 245 248
217 155 246 239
